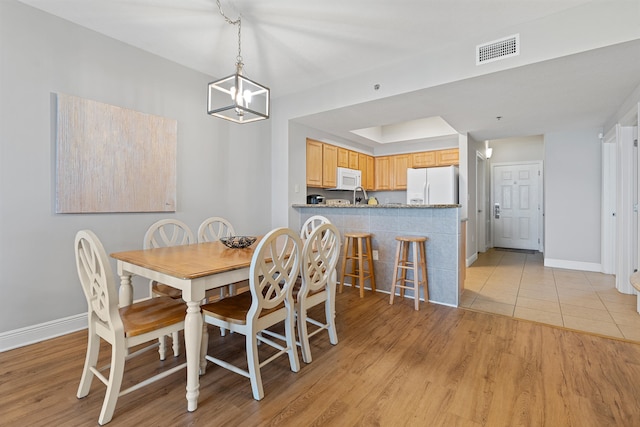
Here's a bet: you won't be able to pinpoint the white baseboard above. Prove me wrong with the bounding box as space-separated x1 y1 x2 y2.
543 258 602 272
466 252 478 267
0 313 87 353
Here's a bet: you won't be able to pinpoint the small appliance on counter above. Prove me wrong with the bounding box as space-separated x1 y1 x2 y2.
325 199 351 206
307 194 325 204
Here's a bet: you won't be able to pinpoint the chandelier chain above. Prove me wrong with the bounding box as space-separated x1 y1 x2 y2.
216 0 242 65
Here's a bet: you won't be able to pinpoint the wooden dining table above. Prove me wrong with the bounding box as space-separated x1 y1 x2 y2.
110 238 262 412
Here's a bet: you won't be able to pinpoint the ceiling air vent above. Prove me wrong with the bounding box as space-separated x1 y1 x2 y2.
476 34 519 65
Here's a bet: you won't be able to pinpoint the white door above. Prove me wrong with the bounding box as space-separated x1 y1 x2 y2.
492 163 541 250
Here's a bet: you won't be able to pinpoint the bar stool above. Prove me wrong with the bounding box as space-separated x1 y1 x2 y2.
339 232 376 298
390 236 428 310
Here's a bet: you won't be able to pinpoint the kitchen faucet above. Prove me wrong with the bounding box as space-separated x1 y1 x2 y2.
353 186 368 205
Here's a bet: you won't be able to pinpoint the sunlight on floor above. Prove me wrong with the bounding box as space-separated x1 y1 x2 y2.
461 249 640 341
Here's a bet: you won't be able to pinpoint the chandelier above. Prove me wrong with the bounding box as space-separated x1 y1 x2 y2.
207 0 270 123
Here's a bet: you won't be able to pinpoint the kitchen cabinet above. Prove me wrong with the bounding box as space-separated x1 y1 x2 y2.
375 156 391 190
392 154 411 190
436 148 459 166
348 151 359 169
412 151 437 168
306 139 323 187
322 144 338 188
337 147 349 168
359 153 375 190
306 140 459 190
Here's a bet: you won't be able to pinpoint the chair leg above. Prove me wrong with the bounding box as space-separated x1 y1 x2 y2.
339 237 349 293
98 342 126 426
420 241 429 302
77 329 100 398
246 327 264 401
297 302 312 364
366 237 376 292
172 331 180 357
412 242 420 311
357 237 365 298
158 335 167 361
325 285 338 345
200 322 209 375
285 307 301 373
399 242 409 298
390 241 402 305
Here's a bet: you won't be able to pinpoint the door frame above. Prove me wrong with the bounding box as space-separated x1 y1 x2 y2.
475 151 488 252
490 160 544 252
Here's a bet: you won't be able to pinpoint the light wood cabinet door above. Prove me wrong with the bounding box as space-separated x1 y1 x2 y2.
322 144 338 188
375 156 391 190
348 151 359 169
392 154 411 190
366 155 375 190
306 139 323 187
337 147 349 168
358 153 375 190
436 148 459 166
412 151 437 168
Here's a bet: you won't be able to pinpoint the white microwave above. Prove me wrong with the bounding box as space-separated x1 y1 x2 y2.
331 167 361 191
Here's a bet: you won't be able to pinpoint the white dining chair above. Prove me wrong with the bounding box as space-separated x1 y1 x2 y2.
144 219 195 358
295 222 341 363
197 216 235 243
299 215 331 240
75 230 186 425
266 222 341 363
200 227 301 400
197 216 248 298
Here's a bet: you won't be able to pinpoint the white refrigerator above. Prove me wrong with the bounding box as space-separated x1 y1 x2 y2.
406 165 459 205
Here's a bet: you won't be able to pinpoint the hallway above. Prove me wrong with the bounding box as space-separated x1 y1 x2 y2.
461 249 640 342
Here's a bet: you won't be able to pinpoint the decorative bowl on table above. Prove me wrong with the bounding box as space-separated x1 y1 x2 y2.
220 236 257 249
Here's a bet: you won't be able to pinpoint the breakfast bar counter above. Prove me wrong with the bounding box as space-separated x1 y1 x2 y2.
292 204 464 307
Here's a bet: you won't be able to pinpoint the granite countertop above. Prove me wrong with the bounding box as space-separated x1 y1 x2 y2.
292 203 461 208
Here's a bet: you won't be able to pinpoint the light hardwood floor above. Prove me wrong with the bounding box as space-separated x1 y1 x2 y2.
2 290 640 426
462 249 640 342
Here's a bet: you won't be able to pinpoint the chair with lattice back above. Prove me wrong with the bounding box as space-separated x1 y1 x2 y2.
200 227 302 400
197 216 249 298
75 230 186 425
143 219 195 358
299 215 331 240
296 222 341 363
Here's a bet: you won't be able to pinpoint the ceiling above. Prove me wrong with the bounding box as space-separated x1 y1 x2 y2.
18 0 640 147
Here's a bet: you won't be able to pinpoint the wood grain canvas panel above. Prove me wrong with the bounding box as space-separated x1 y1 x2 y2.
55 93 177 213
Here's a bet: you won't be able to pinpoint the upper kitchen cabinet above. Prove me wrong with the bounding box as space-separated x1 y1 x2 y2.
375 156 391 190
306 139 323 187
337 147 349 168
412 151 437 168
436 148 459 166
393 154 411 190
359 153 375 190
322 144 338 188
348 151 359 169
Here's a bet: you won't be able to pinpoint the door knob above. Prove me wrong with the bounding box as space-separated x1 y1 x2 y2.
494 203 500 219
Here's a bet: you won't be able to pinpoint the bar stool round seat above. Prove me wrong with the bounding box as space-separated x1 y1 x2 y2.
390 235 428 310
339 232 376 298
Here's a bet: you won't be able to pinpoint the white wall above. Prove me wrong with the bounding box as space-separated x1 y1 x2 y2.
0 1 272 335
272 0 640 230
544 129 602 268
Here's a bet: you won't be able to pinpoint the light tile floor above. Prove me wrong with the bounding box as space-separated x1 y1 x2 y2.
461 249 640 342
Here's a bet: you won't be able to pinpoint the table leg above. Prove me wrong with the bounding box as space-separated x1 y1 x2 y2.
118 273 133 307
184 300 202 412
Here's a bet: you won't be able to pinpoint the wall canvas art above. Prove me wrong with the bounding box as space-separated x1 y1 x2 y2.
55 93 177 213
